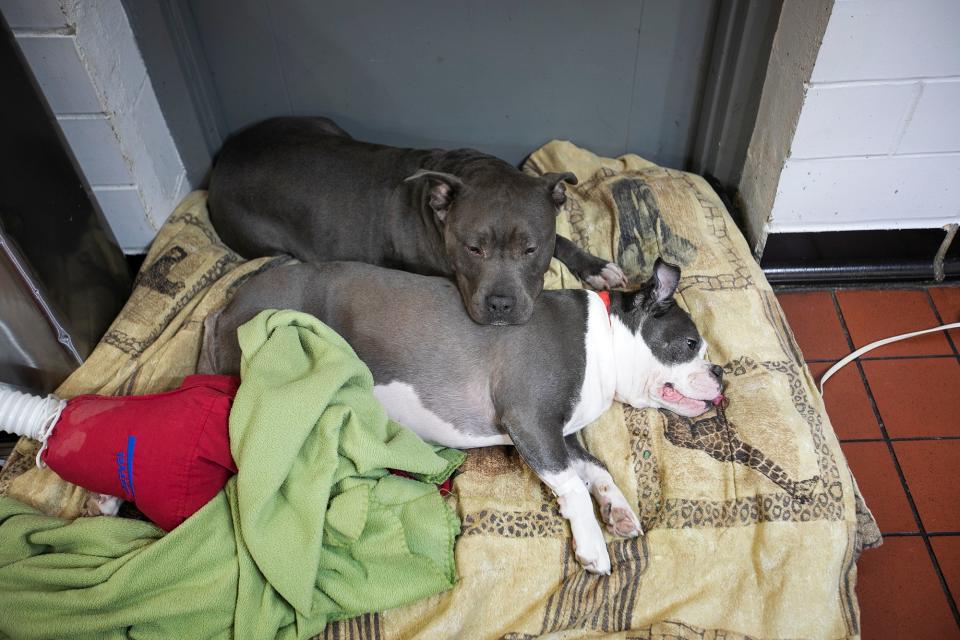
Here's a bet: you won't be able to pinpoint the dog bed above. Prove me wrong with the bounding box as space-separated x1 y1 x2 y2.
0 141 880 640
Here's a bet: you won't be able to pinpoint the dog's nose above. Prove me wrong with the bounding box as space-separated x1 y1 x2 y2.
487 295 515 315
710 365 723 380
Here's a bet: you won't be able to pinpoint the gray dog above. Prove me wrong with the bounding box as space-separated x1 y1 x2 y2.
208 117 626 325
200 259 723 574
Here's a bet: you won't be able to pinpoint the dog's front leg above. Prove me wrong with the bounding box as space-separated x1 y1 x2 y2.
541 468 612 574
502 418 611 574
565 434 643 538
553 235 627 290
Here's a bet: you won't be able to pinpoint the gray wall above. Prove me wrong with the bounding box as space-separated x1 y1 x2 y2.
149 0 719 169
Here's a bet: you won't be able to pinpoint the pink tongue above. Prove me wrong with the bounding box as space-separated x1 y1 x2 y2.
662 385 726 412
661 385 707 412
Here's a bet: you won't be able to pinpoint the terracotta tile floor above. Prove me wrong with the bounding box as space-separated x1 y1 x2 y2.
776 284 960 636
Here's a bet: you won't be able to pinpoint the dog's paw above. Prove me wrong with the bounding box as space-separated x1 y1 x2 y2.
594 480 643 537
584 262 627 290
571 530 612 575
599 495 643 538
86 493 123 517
601 502 643 538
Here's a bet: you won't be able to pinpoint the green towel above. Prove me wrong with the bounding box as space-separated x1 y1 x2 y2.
0 309 464 640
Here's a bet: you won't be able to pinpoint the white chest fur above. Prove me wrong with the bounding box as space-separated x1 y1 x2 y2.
562 292 617 435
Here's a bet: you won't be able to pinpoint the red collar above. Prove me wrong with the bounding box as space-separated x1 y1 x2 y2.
597 290 611 321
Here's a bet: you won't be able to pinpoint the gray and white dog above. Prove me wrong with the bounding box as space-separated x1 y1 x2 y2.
207 116 626 326
200 259 723 574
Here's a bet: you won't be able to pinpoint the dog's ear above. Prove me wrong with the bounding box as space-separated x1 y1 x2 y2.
543 172 578 207
648 258 681 304
621 261 680 313
404 170 464 222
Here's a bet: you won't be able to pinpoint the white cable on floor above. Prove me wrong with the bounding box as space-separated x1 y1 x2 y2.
819 322 960 394
0 386 66 468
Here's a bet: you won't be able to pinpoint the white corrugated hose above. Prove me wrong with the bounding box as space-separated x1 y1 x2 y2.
0 386 66 468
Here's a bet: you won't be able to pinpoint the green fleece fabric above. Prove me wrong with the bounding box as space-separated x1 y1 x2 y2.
0 309 464 640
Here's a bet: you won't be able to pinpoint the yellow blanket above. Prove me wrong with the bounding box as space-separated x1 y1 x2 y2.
0 141 880 639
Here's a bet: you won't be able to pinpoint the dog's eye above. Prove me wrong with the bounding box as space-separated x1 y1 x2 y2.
686 338 698 350
525 246 537 255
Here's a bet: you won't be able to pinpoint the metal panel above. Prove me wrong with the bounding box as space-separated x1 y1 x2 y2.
690 0 782 187
0 17 131 392
187 0 291 140
0 236 80 392
181 0 719 167
627 0 718 170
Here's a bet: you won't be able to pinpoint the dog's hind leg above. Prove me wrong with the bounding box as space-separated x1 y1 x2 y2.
565 434 643 538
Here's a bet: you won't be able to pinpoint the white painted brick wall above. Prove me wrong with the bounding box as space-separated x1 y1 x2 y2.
788 83 918 159
811 0 960 82
1 0 67 29
15 35 102 112
770 155 960 231
898 80 960 154
770 0 960 232
0 0 190 252
57 115 134 185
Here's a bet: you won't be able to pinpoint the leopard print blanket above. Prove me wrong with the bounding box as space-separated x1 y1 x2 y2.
0 141 881 639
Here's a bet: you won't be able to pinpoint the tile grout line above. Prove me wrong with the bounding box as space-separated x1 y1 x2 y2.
881 531 960 538
924 289 960 364
867 396 960 626
839 436 960 443
883 531 960 538
833 289 960 626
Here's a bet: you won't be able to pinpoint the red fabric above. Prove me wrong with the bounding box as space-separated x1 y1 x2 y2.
42 375 239 531
40 373 455 531
597 291 611 317
389 469 454 496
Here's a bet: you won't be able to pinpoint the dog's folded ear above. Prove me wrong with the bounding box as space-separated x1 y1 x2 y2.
543 172 578 207
404 170 465 222
650 258 681 304
622 260 681 313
